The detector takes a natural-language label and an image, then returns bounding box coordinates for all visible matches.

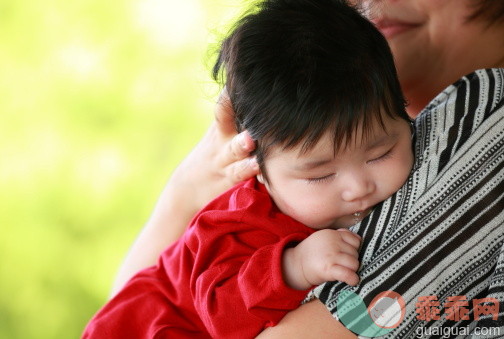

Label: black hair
[213,0,409,182]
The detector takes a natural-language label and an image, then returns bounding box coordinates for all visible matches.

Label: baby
[83,0,414,338]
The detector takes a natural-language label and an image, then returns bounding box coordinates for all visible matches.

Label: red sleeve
[83,179,314,339]
[187,184,314,338]
[82,243,210,339]
[192,233,311,338]
[82,267,187,338]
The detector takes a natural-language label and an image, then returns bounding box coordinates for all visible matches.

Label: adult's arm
[256,299,356,339]
[110,91,259,296]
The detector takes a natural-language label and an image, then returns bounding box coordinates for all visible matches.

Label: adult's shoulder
[417,68,504,124]
[411,68,504,174]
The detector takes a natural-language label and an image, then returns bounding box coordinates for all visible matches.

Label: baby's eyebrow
[365,133,398,151]
[293,158,333,171]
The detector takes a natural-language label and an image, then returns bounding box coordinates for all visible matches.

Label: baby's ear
[256,173,265,184]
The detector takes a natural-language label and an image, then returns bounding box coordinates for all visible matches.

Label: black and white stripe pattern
[307,69,504,338]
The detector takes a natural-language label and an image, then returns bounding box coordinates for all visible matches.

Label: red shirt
[83,178,315,338]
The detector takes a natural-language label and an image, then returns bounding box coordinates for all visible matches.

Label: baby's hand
[282,229,361,290]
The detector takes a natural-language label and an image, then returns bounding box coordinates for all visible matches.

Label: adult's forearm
[110,179,193,297]
[256,299,356,338]
[110,91,259,297]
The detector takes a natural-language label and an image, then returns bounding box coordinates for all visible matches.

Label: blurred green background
[0,0,242,337]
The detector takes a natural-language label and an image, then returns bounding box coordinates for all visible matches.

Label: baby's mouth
[352,209,372,222]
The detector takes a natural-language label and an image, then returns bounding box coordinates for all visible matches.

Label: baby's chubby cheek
[287,204,339,229]
[272,196,321,227]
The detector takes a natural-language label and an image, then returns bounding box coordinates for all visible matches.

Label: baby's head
[213,0,414,228]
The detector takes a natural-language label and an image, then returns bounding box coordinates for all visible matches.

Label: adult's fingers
[214,88,257,172]
[217,130,256,169]
[214,88,236,136]
[225,156,260,185]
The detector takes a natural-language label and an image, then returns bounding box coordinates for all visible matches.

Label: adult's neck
[405,88,438,119]
[405,50,504,120]
[404,20,504,119]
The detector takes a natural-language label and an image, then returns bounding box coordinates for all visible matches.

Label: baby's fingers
[332,252,360,272]
[337,228,361,249]
[337,241,360,259]
[316,253,360,286]
[325,264,360,287]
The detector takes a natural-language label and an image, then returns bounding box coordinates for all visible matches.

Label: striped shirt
[307,68,504,338]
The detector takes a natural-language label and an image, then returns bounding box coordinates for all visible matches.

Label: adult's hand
[169,89,259,219]
[110,90,259,296]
